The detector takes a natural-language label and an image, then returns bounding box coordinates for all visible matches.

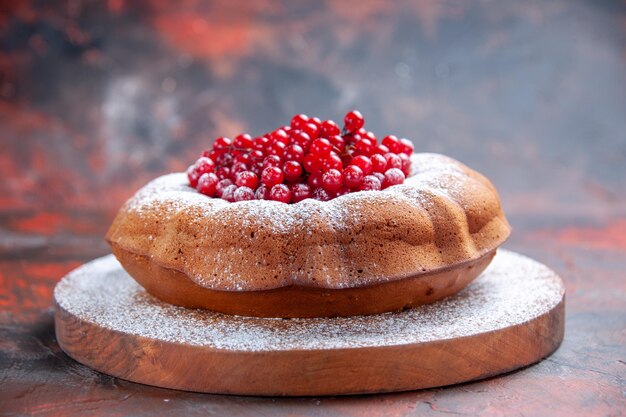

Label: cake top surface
[55,250,564,352]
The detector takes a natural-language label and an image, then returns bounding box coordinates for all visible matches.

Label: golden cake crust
[106,153,510,293]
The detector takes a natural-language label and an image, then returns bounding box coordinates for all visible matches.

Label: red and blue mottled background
[1,1,625,415]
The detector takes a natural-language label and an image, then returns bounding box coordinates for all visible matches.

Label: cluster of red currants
[187,110,414,203]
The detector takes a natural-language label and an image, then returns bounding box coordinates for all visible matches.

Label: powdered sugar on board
[54,249,564,352]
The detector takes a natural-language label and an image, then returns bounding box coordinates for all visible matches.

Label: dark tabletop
[1,1,625,416]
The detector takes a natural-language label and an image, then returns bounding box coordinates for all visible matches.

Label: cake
[106,111,511,318]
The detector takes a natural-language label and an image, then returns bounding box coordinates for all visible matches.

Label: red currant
[255,184,269,200]
[371,154,387,173]
[302,122,320,140]
[398,153,412,176]
[215,166,231,180]
[196,172,219,196]
[344,110,364,132]
[303,153,322,173]
[233,133,253,149]
[384,153,402,170]
[382,168,405,189]
[322,169,342,192]
[307,171,323,188]
[263,155,282,169]
[284,144,305,163]
[283,161,303,182]
[399,138,414,155]
[216,178,234,197]
[234,186,255,201]
[309,138,332,155]
[382,135,401,153]
[320,152,343,172]
[291,183,312,203]
[290,114,309,130]
[261,166,284,186]
[253,136,270,151]
[359,175,382,191]
[328,134,345,153]
[290,130,311,150]
[355,138,374,156]
[213,136,232,150]
[269,184,291,203]
[235,171,259,189]
[351,155,373,175]
[187,165,200,188]
[270,129,289,144]
[343,165,364,188]
[313,187,333,201]
[321,120,340,137]
[221,184,237,202]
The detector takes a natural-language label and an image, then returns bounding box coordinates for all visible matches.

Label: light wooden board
[54,249,565,396]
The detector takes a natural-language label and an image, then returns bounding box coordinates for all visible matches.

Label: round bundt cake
[106,153,511,318]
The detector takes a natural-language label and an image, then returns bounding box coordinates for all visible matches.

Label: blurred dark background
[1,1,625,415]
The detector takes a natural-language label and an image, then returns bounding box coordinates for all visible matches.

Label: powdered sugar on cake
[54,250,564,352]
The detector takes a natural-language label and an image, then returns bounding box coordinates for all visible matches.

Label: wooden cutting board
[54,249,565,396]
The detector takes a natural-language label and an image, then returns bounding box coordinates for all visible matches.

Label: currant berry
[303,153,322,173]
[215,166,231,180]
[399,138,414,155]
[384,153,402,170]
[235,171,259,189]
[187,165,200,188]
[233,152,251,165]
[359,175,382,191]
[382,168,405,189]
[253,136,270,151]
[371,154,387,173]
[213,136,232,150]
[312,187,333,201]
[268,141,286,158]
[262,155,282,169]
[261,166,285,186]
[322,169,342,192]
[320,152,342,172]
[309,138,332,155]
[290,114,309,130]
[381,135,401,153]
[234,186,255,201]
[291,183,312,203]
[328,134,346,153]
[193,156,215,175]
[270,129,289,145]
[196,172,219,196]
[255,184,269,200]
[284,144,305,163]
[372,172,385,183]
[374,144,389,155]
[290,130,311,150]
[321,120,340,137]
[336,185,351,197]
[342,165,364,188]
[351,155,373,175]
[233,133,253,149]
[355,138,374,156]
[398,153,412,176]
[216,178,234,197]
[221,184,237,202]
[283,161,303,181]
[344,110,364,132]
[307,171,323,188]
[302,122,320,140]
[269,184,291,203]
